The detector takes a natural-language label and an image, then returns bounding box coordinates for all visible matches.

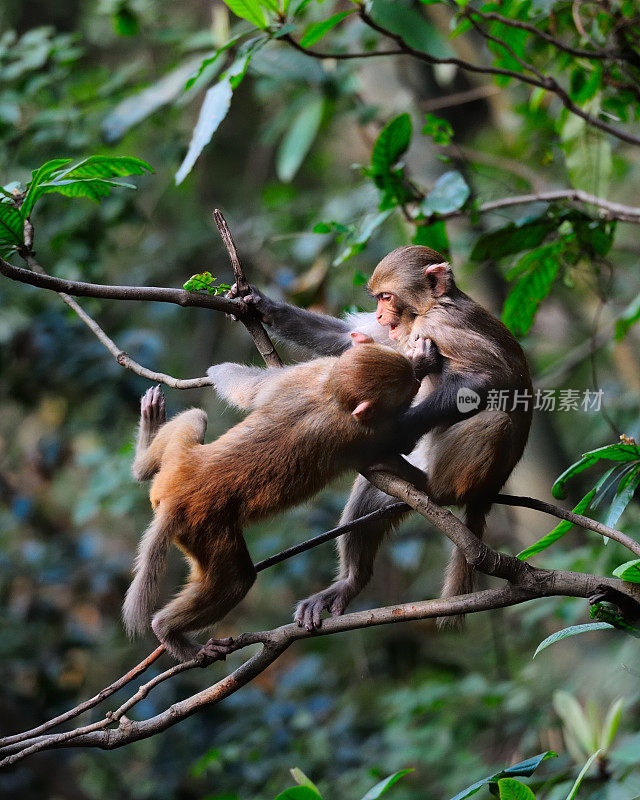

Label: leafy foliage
[183,272,232,294]
[449,752,557,800]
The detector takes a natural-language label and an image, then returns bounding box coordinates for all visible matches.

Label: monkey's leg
[294,475,410,631]
[152,550,255,662]
[132,385,167,481]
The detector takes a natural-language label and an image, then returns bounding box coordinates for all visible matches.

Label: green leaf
[353,270,368,286]
[413,219,449,255]
[470,216,557,261]
[185,35,244,90]
[332,210,393,266]
[38,178,136,201]
[554,691,598,762]
[0,201,24,246]
[501,242,562,337]
[534,623,614,657]
[565,750,603,800]
[273,788,322,800]
[604,466,640,528]
[20,156,152,215]
[113,7,140,36]
[299,10,354,47]
[612,559,640,583]
[497,779,536,800]
[290,769,320,794]
[600,698,624,750]
[276,96,325,182]
[422,113,453,145]
[615,291,640,340]
[370,113,412,177]
[517,488,596,560]
[422,171,470,215]
[552,443,640,499]
[370,0,454,57]
[361,769,413,799]
[21,158,73,217]
[52,155,153,181]
[175,78,234,185]
[448,753,557,800]
[222,0,267,28]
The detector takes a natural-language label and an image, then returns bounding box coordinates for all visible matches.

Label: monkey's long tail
[122,514,172,638]
[437,502,489,630]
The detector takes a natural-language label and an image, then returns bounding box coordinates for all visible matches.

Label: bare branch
[213,210,282,367]
[430,189,640,224]
[0,646,165,749]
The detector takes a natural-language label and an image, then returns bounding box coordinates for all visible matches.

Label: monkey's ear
[424,263,448,298]
[350,332,374,346]
[352,400,374,420]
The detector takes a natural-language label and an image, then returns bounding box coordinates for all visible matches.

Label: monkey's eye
[378,293,393,302]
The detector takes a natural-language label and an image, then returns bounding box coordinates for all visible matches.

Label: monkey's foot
[140,385,166,432]
[196,636,237,666]
[294,580,354,631]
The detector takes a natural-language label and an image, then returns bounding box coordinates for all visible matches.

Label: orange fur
[124,344,417,661]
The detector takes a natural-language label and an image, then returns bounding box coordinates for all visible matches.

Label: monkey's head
[328,343,419,423]
[367,246,455,341]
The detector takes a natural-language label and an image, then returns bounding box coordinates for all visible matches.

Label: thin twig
[464,5,615,60]
[495,494,640,558]
[254,502,409,571]
[213,210,282,368]
[0,646,165,748]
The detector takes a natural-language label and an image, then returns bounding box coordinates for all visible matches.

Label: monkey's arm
[237,286,360,356]
[398,370,489,453]
[207,363,282,410]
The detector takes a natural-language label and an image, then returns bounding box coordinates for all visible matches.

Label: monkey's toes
[196,636,236,665]
[295,587,349,631]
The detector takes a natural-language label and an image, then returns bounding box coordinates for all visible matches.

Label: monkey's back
[153,394,361,535]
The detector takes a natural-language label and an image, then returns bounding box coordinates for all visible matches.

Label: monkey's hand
[226,283,274,325]
[196,636,238,666]
[407,336,442,381]
[294,579,355,631]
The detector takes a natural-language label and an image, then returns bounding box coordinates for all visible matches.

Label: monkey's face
[373,292,409,339]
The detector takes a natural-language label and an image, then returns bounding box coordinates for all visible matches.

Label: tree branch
[279,7,640,147]
[0,256,243,312]
[3,462,639,766]
[430,189,640,224]
[213,210,282,367]
[463,5,616,60]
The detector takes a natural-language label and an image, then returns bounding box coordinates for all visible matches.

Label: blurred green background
[1,1,640,798]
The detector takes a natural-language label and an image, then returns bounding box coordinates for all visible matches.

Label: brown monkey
[123,341,421,661]
[233,245,532,629]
